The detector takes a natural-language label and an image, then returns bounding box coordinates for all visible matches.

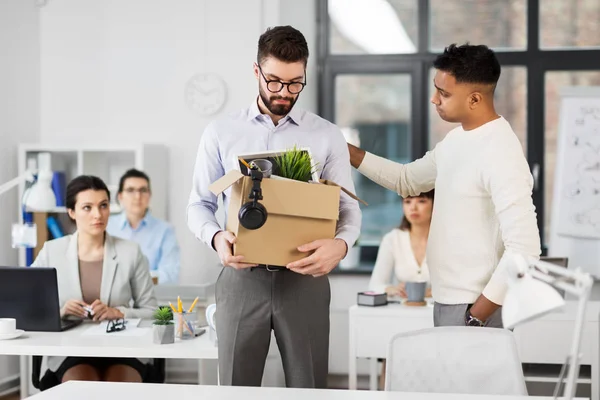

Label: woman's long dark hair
[399,189,435,231]
[66,175,111,212]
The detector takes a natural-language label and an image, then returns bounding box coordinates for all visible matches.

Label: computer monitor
[0,267,81,332]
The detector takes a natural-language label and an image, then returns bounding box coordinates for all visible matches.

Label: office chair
[31,356,166,390]
[385,327,527,395]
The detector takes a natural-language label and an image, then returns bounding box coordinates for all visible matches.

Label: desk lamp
[502,253,594,400]
[0,152,56,211]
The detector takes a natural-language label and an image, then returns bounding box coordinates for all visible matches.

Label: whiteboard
[549,87,600,277]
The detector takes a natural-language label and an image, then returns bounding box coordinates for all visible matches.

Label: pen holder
[174,311,195,340]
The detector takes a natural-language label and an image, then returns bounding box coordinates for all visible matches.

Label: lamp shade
[502,274,565,329]
[23,169,56,211]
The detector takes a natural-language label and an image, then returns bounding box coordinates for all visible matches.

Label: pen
[239,158,251,170]
[187,297,199,313]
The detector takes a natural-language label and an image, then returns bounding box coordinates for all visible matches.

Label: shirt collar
[247,97,303,126]
[118,211,152,230]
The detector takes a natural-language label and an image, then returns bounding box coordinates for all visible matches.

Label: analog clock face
[185,73,228,116]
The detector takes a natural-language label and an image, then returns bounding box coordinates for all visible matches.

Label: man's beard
[259,86,298,116]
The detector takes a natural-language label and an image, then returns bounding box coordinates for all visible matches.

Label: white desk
[0,322,218,398]
[348,303,433,390]
[26,381,584,400]
[348,301,600,398]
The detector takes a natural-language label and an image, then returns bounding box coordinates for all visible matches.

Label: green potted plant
[152,306,174,344]
[273,146,318,182]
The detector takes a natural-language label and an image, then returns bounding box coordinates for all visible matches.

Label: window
[429,0,527,51]
[335,74,412,243]
[540,0,600,49]
[329,0,418,54]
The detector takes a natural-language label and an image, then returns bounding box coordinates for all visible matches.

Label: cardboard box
[208,150,365,266]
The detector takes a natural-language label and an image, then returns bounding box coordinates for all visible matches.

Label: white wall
[0,0,41,387]
[38,0,317,284]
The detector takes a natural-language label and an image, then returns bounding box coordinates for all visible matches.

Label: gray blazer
[32,231,158,371]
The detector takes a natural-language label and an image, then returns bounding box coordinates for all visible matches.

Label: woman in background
[32,175,157,387]
[368,190,434,297]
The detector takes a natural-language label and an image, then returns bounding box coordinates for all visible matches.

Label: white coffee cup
[0,318,16,335]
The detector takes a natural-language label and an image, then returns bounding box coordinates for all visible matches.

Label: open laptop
[0,267,82,332]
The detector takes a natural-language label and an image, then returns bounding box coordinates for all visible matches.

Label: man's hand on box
[213,231,258,270]
[286,238,348,277]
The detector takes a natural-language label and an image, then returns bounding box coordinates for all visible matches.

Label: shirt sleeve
[357,147,438,198]
[157,225,181,284]
[368,232,396,293]
[321,126,362,251]
[116,246,158,319]
[481,138,542,305]
[186,122,226,248]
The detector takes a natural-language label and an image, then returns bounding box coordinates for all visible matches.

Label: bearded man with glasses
[187,25,361,388]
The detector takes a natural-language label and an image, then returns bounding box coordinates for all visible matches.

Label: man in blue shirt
[107,169,180,284]
[187,26,361,388]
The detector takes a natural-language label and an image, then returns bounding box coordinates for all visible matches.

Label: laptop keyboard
[60,319,82,331]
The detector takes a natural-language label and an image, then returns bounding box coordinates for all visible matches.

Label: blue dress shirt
[187,99,361,251]
[107,212,180,284]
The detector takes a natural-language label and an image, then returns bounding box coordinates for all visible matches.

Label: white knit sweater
[358,117,541,305]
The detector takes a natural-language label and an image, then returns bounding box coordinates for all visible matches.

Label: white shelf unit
[17,143,168,266]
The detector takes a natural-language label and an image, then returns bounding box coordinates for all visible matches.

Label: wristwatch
[465,308,485,327]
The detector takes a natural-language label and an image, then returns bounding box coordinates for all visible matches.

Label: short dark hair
[433,43,501,86]
[118,169,151,194]
[399,190,435,231]
[66,175,110,211]
[257,25,309,66]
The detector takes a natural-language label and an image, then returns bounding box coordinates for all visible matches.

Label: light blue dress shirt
[107,211,180,284]
[187,99,362,253]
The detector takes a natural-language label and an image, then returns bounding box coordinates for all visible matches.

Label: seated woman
[32,175,157,386]
[107,168,180,284]
[368,190,434,390]
[369,190,434,298]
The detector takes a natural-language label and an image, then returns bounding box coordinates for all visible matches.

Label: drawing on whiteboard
[572,206,600,232]
[557,105,600,239]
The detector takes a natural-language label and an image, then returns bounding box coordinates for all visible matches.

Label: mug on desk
[205,303,217,341]
[0,318,16,335]
[406,282,427,303]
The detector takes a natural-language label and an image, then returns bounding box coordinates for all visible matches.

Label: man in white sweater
[348,44,541,328]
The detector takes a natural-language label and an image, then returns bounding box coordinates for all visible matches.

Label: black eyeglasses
[257,65,306,94]
[106,318,127,333]
[123,187,150,195]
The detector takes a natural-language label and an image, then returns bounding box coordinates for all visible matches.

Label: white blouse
[368,229,430,293]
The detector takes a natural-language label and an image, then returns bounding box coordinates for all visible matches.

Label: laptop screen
[0,267,63,331]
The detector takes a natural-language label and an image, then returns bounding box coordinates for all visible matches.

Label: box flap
[319,179,368,206]
[209,170,244,196]
[256,178,340,220]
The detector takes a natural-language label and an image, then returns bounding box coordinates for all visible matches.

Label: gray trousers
[215,267,330,388]
[433,302,504,328]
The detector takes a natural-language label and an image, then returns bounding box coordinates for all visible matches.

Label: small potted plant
[152,306,174,344]
[273,145,318,182]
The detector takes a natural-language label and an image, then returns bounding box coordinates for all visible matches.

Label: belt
[251,265,287,272]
